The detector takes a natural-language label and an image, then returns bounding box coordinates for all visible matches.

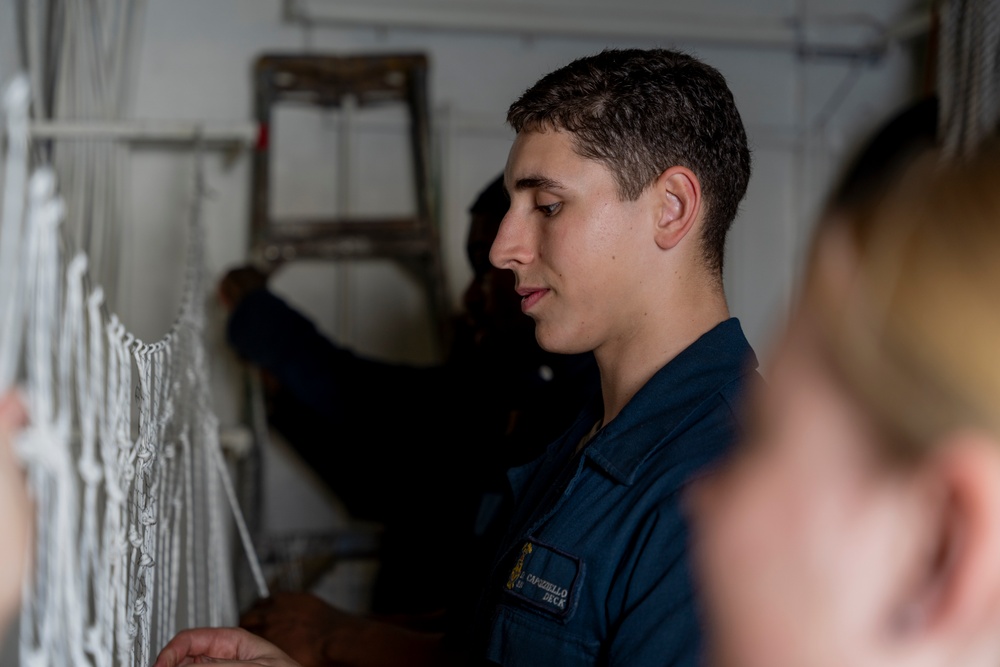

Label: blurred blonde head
[808,138,1000,459]
[689,138,1000,667]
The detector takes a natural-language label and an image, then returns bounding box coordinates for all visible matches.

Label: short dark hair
[507,48,751,275]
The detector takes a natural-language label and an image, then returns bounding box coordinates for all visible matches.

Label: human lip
[516,286,549,312]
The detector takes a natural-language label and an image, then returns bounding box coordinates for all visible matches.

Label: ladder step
[250,51,451,352]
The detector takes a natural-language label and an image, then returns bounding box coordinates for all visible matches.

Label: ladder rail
[248,52,451,351]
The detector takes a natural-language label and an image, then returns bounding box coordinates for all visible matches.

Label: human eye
[536,202,561,217]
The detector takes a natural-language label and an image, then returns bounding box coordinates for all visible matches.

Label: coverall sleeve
[605,499,703,667]
[225,288,422,419]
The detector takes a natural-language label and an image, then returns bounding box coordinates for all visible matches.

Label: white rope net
[0,76,267,667]
[18,0,148,310]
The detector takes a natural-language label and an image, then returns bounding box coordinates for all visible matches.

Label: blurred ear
[898,431,1000,643]
[652,166,702,251]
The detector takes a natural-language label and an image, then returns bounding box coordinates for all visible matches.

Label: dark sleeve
[606,500,702,667]
[227,289,462,523]
[226,288,444,419]
[605,393,748,667]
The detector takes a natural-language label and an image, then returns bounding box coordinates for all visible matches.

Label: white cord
[1,72,269,667]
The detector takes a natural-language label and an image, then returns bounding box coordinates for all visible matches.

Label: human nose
[489,209,533,270]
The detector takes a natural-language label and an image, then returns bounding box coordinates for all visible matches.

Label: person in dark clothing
[218,174,600,616]
[156,47,757,667]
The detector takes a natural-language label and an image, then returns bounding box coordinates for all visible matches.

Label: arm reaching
[217,264,269,313]
[239,592,456,667]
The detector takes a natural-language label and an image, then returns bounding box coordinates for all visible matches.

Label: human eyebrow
[511,175,567,192]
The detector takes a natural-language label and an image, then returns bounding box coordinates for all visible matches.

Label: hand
[217,264,269,312]
[240,592,344,667]
[240,592,448,667]
[152,627,302,667]
[0,391,30,631]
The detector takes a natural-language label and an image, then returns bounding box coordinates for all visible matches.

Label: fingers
[0,390,29,629]
[0,390,28,431]
[217,265,270,312]
[0,391,28,467]
[153,627,290,667]
[153,627,238,667]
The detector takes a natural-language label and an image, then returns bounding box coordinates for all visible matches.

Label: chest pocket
[486,606,600,666]
[485,539,598,665]
[502,539,582,617]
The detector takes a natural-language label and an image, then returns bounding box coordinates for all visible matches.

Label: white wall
[0,0,929,586]
[119,0,927,360]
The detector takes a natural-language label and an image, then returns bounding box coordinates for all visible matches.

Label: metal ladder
[239,52,451,604]
[249,52,451,351]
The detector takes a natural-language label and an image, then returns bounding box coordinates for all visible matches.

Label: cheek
[690,455,884,667]
[690,462,803,664]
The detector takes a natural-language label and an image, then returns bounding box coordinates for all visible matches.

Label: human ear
[895,432,1000,644]
[652,166,702,251]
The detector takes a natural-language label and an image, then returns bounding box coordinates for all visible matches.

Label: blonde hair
[804,139,1000,460]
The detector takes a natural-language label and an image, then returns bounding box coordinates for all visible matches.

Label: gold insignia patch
[506,541,533,590]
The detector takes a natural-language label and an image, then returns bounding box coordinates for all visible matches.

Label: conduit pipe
[286,0,931,60]
[25,120,260,147]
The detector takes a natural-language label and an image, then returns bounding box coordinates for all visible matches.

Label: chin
[533,332,563,354]
[536,339,567,354]
[534,326,589,356]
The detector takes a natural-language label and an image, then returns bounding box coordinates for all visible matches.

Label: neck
[595,281,729,426]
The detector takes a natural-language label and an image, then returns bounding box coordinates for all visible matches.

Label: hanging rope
[0,75,268,667]
[936,0,1000,158]
[16,0,148,313]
